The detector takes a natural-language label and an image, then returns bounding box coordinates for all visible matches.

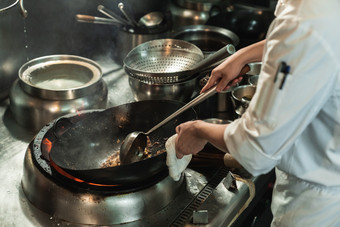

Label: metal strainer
[123,39,235,84]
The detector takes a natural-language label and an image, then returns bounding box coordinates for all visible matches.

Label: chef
[171,0,340,226]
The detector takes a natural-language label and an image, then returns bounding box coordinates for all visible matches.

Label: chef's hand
[175,120,208,159]
[201,40,266,93]
[201,59,250,93]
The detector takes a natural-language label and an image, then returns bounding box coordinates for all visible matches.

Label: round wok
[48,100,197,185]
[206,4,274,47]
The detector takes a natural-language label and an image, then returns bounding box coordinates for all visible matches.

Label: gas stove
[20,112,255,226]
[0,59,267,226]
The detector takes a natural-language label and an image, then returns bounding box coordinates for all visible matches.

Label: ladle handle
[145,64,251,135]
[191,44,236,75]
[146,85,218,135]
[19,0,27,17]
[118,2,138,27]
[97,5,129,26]
[0,0,27,17]
[75,14,121,25]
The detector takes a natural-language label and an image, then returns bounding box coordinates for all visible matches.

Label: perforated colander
[123,39,236,84]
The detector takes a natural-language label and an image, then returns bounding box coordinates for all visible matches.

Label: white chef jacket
[224,0,340,225]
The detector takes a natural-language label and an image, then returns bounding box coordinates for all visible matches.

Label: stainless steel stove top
[0,57,260,226]
[22,137,253,226]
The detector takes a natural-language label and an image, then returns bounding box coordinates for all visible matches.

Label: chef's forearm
[195,122,244,170]
[232,39,266,66]
[195,121,229,152]
[223,153,243,169]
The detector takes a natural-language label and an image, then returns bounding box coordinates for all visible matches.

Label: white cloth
[223,0,340,225]
[165,134,192,181]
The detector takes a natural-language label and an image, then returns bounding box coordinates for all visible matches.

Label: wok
[206,4,274,47]
[48,100,197,185]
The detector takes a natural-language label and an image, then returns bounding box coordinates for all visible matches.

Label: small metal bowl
[231,85,256,116]
[247,62,262,76]
[203,118,232,124]
[248,74,259,86]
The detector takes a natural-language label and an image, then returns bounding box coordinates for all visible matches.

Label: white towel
[165,134,192,181]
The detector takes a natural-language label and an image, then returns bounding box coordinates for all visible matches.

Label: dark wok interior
[206,4,275,48]
[48,100,197,185]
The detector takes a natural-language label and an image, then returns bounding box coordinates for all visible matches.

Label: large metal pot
[126,40,237,102]
[9,55,108,132]
[168,0,221,27]
[113,13,172,65]
[128,74,200,102]
[114,30,168,65]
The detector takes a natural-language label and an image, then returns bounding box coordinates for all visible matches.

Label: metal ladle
[138,11,164,27]
[97,5,130,27]
[75,14,122,26]
[118,2,138,27]
[120,60,251,165]
[120,44,236,164]
[120,84,219,164]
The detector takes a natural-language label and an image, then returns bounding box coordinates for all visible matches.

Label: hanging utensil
[120,64,251,164]
[0,0,19,13]
[19,0,27,17]
[0,0,27,17]
[138,11,164,27]
[97,4,130,27]
[75,14,122,26]
[118,2,138,27]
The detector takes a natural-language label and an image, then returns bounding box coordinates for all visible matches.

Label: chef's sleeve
[224,15,340,176]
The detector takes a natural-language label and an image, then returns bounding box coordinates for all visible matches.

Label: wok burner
[21,107,255,226]
[22,121,187,225]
